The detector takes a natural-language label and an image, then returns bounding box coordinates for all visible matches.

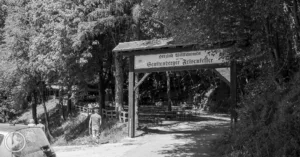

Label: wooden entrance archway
[113,38,237,138]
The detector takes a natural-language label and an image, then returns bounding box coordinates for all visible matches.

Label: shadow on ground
[162,125,228,157]
[139,114,229,129]
[141,116,230,157]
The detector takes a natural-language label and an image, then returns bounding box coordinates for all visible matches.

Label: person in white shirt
[89,109,102,138]
[37,119,45,132]
[27,119,36,127]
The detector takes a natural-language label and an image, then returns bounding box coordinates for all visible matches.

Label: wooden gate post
[128,55,135,138]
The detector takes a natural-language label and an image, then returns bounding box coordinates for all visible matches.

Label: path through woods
[54,112,230,157]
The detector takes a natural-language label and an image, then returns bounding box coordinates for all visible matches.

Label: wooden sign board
[134,48,229,70]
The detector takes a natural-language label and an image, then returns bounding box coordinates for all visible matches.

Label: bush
[216,72,300,157]
[53,118,128,146]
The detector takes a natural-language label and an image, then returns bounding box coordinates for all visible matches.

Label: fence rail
[74,105,93,114]
[74,104,200,124]
[102,109,117,119]
[119,111,128,123]
[138,106,201,122]
[74,105,128,122]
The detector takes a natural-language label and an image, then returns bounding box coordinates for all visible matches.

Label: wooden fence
[102,109,117,119]
[74,105,93,114]
[74,104,128,122]
[74,104,200,124]
[138,106,201,122]
[119,111,128,123]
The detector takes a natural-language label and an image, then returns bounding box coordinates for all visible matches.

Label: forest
[0,0,300,156]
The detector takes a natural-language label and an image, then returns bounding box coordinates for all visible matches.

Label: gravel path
[54,113,230,157]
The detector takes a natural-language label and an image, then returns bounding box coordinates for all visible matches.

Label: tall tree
[166,71,172,111]
[73,0,133,114]
[157,0,299,83]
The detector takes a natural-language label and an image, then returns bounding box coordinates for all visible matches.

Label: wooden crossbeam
[134,73,150,91]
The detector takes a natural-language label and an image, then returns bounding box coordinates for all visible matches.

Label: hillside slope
[13,99,128,146]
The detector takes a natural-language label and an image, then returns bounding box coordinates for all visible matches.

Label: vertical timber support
[230,60,237,128]
[128,55,135,138]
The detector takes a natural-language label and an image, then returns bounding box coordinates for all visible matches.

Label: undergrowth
[215,72,300,157]
[12,99,129,146]
[53,118,128,146]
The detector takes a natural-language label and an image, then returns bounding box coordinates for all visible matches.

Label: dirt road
[54,113,230,157]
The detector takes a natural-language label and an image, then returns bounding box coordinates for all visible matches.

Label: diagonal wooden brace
[134,73,151,91]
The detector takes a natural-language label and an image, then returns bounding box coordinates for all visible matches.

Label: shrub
[216,72,300,157]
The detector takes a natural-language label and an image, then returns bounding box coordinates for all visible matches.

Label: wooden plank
[112,38,175,53]
[120,111,129,123]
[134,73,151,91]
[121,46,195,56]
[128,56,135,138]
[118,45,233,56]
[112,37,237,54]
[134,48,229,69]
[134,63,229,73]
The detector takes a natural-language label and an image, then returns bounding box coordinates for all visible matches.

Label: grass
[13,98,129,147]
[53,118,128,146]
[13,99,59,124]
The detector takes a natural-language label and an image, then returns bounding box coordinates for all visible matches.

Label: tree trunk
[111,80,115,102]
[22,98,28,111]
[292,0,300,55]
[98,55,105,115]
[292,0,300,32]
[41,87,53,142]
[100,87,105,109]
[67,86,72,117]
[32,91,38,124]
[134,14,141,128]
[135,73,139,129]
[115,52,124,112]
[59,86,66,121]
[98,61,105,115]
[166,72,172,111]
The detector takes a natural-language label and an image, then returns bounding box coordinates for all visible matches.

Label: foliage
[157,0,300,156]
[0,0,7,44]
[0,0,24,118]
[54,118,127,146]
[158,0,299,83]
[138,70,222,105]
[1,0,132,113]
[0,0,170,119]
[215,70,300,157]
[1,0,299,155]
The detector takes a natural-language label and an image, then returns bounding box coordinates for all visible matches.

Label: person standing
[156,99,163,107]
[27,119,36,127]
[89,109,102,138]
[37,119,45,132]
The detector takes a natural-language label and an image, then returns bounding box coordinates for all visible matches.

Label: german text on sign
[134,48,229,70]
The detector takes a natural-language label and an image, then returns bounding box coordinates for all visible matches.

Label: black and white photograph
[0,0,299,157]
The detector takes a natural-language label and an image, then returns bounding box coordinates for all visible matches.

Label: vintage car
[0,123,56,157]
